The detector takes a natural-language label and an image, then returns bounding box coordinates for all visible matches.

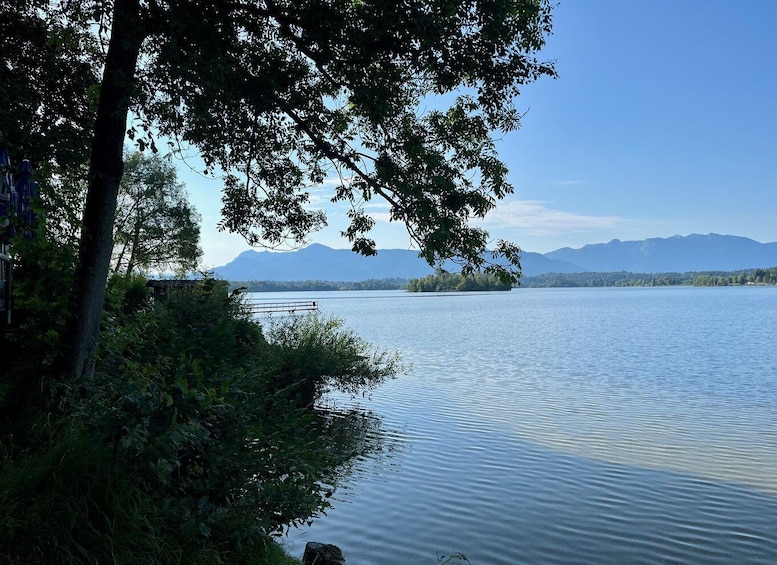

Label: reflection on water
[312,402,405,502]
[269,288,777,564]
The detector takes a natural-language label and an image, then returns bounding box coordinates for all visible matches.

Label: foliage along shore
[231,278,409,292]
[2,1,558,561]
[1,274,400,564]
[407,272,511,292]
[520,267,777,288]
[229,266,777,293]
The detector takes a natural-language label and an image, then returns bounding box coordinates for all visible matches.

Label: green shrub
[0,234,76,421]
[104,273,152,317]
[265,314,403,407]
[0,422,304,564]
[0,426,192,564]
[2,277,397,562]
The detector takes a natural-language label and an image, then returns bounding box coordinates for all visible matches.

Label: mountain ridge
[545,233,777,273]
[214,233,777,281]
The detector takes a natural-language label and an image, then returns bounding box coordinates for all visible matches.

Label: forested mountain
[215,244,582,281]
[544,234,777,273]
[214,234,777,282]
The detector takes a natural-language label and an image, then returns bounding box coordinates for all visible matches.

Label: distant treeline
[520,267,777,288]
[231,278,409,292]
[228,267,777,292]
[407,272,512,292]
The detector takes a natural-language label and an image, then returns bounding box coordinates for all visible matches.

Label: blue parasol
[14,159,37,236]
[0,141,10,320]
[0,143,12,241]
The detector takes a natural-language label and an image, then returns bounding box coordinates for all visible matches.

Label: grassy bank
[1,276,398,563]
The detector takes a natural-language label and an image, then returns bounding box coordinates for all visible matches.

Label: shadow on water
[264,289,777,563]
[310,402,405,489]
[433,419,777,565]
[285,394,777,565]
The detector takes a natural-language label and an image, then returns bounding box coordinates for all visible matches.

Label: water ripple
[283,288,777,564]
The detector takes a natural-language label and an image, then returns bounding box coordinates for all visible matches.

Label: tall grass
[1,277,396,563]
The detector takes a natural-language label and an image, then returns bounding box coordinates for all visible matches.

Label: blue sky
[184,0,777,268]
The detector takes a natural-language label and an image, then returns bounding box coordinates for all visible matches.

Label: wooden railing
[246,299,318,315]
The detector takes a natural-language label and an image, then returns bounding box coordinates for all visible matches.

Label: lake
[254,287,777,564]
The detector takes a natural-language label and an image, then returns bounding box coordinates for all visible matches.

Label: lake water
[255,287,777,564]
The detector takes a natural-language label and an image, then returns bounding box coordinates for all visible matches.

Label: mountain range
[214,234,777,282]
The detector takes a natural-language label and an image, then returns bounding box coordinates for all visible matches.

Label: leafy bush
[0,426,195,564]
[104,273,153,317]
[0,422,305,564]
[2,279,400,563]
[0,232,77,441]
[265,314,403,407]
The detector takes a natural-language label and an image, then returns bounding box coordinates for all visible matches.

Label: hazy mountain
[215,243,582,281]
[216,244,433,281]
[544,233,777,273]
[520,251,586,276]
[214,234,777,282]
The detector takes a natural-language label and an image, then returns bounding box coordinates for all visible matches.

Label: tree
[0,0,99,173]
[407,271,511,292]
[112,152,202,277]
[0,0,102,255]
[29,0,556,379]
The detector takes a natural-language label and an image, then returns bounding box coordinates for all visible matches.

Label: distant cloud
[307,192,331,206]
[549,179,588,187]
[482,200,623,235]
[330,197,623,237]
[365,201,391,214]
[308,180,343,205]
[369,211,393,223]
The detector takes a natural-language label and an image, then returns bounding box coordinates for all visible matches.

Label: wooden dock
[247,299,318,315]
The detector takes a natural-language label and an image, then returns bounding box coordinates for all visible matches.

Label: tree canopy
[109,0,556,266]
[112,152,202,277]
[407,271,513,292]
[132,0,556,269]
[2,0,556,378]
[0,0,98,171]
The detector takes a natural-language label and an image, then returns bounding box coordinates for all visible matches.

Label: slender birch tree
[112,152,201,277]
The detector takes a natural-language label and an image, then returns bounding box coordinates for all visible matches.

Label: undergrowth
[1,276,397,564]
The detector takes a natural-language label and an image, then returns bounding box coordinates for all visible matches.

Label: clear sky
[183,0,777,269]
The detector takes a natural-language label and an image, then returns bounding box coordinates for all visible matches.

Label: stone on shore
[303,541,346,565]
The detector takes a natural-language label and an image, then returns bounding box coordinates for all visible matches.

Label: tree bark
[63,0,144,379]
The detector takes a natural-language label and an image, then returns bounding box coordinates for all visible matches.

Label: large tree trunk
[63,0,144,379]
